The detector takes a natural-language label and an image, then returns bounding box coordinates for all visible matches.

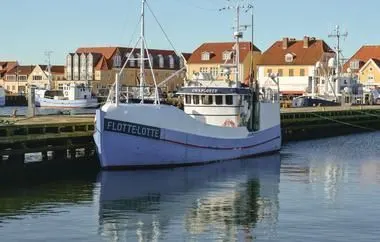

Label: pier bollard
[27,85,36,118]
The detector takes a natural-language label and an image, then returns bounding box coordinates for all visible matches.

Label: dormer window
[168,55,175,68]
[158,54,164,68]
[127,53,135,67]
[222,51,232,60]
[201,52,210,61]
[113,54,121,68]
[350,59,359,70]
[285,53,294,63]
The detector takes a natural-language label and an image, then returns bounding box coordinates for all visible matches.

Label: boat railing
[107,85,166,103]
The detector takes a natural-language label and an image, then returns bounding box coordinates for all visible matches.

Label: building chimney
[303,36,309,48]
[282,37,289,49]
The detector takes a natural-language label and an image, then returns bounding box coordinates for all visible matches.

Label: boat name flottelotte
[104,118,161,139]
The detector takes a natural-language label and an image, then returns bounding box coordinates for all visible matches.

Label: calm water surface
[0,132,380,241]
[0,106,95,116]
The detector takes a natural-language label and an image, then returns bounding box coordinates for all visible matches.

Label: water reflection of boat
[97,154,281,241]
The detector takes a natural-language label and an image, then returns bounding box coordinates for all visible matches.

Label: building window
[200,67,208,73]
[18,75,27,81]
[278,69,283,76]
[210,67,218,77]
[285,53,293,63]
[215,95,223,105]
[300,69,305,76]
[201,95,213,105]
[193,95,199,104]
[185,95,191,104]
[33,75,43,80]
[6,75,15,81]
[169,55,174,68]
[289,69,294,76]
[222,51,231,60]
[226,95,233,105]
[158,54,164,68]
[201,52,210,61]
[350,59,359,70]
[113,55,121,68]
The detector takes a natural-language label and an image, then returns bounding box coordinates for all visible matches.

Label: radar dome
[328,58,336,68]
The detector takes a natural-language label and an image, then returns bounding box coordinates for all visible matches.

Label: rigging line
[308,112,377,132]
[125,15,142,49]
[145,1,183,59]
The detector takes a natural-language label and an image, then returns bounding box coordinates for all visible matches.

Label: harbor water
[0,132,380,241]
[0,106,96,116]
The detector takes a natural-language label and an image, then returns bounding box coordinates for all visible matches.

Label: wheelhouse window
[185,95,191,104]
[226,95,233,105]
[193,95,199,104]
[201,95,213,105]
[215,95,223,105]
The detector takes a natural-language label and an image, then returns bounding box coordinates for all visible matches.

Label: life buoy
[64,91,68,96]
[222,119,236,127]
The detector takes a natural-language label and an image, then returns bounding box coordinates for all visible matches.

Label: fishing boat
[35,83,98,108]
[0,87,5,106]
[93,0,281,169]
[35,54,98,108]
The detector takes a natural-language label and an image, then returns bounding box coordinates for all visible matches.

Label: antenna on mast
[328,25,348,79]
[219,0,253,88]
[44,50,53,90]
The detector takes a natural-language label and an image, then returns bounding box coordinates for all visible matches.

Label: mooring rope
[308,112,378,131]
[353,110,380,118]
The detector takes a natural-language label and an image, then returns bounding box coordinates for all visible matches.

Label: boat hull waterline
[94,109,281,169]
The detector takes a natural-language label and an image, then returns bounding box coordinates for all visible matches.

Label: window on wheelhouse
[185,95,191,104]
[215,95,223,105]
[193,95,200,104]
[201,95,213,105]
[226,95,233,105]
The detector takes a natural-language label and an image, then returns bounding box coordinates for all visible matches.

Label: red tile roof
[76,47,118,59]
[187,41,260,64]
[258,37,334,65]
[39,65,65,74]
[95,56,111,70]
[0,61,17,72]
[75,46,189,70]
[6,65,35,75]
[343,45,380,72]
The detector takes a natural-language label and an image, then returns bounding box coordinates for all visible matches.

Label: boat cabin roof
[176,87,250,95]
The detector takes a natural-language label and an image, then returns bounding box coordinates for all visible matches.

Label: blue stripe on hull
[94,110,282,169]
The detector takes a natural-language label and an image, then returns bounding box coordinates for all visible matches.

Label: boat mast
[328,25,348,95]
[234,5,240,88]
[139,0,145,103]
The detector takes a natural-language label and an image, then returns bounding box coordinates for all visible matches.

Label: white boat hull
[94,103,281,169]
[35,97,98,108]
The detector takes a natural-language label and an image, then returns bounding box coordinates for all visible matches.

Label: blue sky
[0,0,378,65]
